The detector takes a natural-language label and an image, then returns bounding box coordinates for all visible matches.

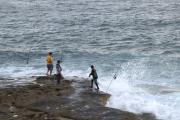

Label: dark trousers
[91,78,99,89]
[56,73,63,84]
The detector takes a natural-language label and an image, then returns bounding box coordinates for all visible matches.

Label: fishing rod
[26,48,31,64]
[54,49,64,64]
[59,49,64,63]
[106,66,120,92]
[25,32,43,65]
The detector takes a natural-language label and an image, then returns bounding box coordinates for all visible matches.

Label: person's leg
[91,79,93,88]
[56,74,60,84]
[60,73,64,79]
[94,78,99,90]
[50,70,52,76]
[47,65,50,75]
[50,64,53,76]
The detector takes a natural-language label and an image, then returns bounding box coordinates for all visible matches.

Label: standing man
[89,65,99,90]
[56,60,63,84]
[46,52,53,76]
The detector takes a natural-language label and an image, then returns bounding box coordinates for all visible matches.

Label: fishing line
[106,65,121,92]
[106,73,117,92]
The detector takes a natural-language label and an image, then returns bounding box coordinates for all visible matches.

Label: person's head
[57,60,60,64]
[90,65,94,69]
[48,52,52,55]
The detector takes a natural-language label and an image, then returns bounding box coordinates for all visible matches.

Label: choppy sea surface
[0,0,180,119]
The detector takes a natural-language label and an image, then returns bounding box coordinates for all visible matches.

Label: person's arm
[89,69,95,77]
[89,70,92,77]
[59,65,62,71]
[46,56,48,62]
[56,64,60,73]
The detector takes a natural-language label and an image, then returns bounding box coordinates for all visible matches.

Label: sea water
[0,0,180,119]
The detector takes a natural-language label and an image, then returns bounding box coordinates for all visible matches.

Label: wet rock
[0,76,157,120]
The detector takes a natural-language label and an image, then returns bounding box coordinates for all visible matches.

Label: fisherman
[56,60,64,84]
[89,65,99,90]
[46,52,53,76]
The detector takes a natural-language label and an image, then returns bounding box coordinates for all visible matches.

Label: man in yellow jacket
[46,52,53,76]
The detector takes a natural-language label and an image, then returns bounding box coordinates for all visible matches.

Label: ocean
[0,0,180,119]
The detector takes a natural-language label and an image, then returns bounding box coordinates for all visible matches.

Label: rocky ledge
[0,76,156,120]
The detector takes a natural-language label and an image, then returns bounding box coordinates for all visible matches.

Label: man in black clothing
[89,65,99,90]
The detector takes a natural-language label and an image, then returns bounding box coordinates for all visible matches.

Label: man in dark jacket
[89,65,99,90]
